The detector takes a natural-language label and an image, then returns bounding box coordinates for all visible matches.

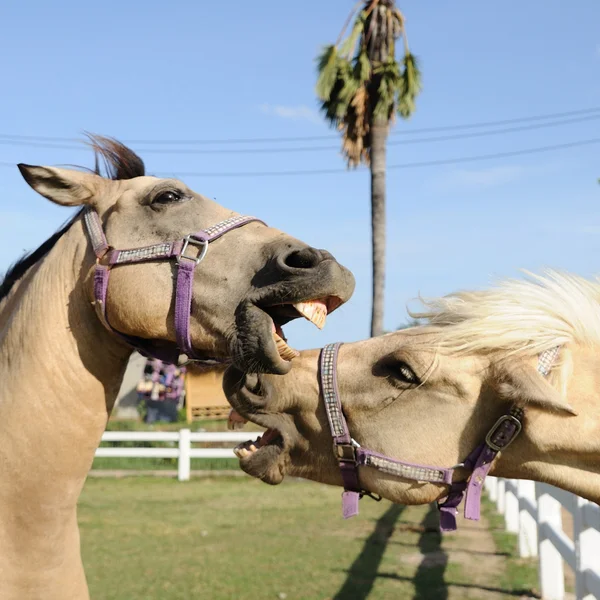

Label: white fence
[485,477,600,600]
[96,430,250,481]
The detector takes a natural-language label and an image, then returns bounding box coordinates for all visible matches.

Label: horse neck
[0,217,131,506]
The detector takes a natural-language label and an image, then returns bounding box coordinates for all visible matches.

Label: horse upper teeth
[293,300,328,330]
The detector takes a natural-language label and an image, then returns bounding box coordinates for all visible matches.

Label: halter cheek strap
[318,342,560,531]
[84,207,265,365]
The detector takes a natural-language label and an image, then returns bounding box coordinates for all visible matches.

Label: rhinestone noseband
[318,342,560,531]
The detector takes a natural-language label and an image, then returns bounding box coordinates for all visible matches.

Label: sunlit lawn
[79,477,538,600]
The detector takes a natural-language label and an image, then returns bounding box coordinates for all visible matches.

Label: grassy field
[79,477,539,600]
[481,497,543,597]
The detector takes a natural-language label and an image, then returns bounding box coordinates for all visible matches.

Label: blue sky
[1,0,599,350]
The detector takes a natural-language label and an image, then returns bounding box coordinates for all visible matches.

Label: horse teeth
[249,444,257,452]
[273,332,300,361]
[293,300,328,330]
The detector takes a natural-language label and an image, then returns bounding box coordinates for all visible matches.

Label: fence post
[536,483,564,600]
[504,479,519,533]
[518,480,538,558]
[496,478,506,515]
[486,476,498,502]
[178,428,191,482]
[574,496,600,600]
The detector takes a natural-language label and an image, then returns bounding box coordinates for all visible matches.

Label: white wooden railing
[96,429,250,481]
[485,477,600,600]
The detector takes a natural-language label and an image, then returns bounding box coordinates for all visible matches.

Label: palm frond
[315,45,339,101]
[319,59,356,124]
[397,53,422,118]
[342,84,370,167]
[339,11,366,59]
[315,2,422,166]
[353,48,371,83]
[373,57,401,119]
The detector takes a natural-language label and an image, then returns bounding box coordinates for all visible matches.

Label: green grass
[80,478,419,600]
[79,478,537,600]
[481,497,541,597]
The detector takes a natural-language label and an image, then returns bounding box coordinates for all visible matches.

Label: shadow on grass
[333,503,405,600]
[389,540,509,556]
[378,573,537,598]
[333,503,451,600]
[334,502,532,600]
[408,504,448,600]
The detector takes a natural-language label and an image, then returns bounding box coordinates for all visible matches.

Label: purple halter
[83,207,265,365]
[318,342,560,531]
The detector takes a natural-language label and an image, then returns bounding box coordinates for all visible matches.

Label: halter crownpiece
[84,207,265,365]
[318,342,560,531]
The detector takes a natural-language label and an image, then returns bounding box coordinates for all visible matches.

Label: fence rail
[485,477,600,600]
[96,429,250,480]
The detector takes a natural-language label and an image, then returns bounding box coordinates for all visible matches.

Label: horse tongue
[293,300,328,330]
[227,409,248,431]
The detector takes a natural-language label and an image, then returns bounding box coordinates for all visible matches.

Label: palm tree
[316,0,421,337]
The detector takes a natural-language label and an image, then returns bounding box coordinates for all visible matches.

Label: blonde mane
[412,270,600,360]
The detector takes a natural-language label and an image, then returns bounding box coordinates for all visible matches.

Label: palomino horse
[0,137,354,599]
[225,271,600,530]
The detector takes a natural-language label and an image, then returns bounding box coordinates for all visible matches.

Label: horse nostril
[282,247,322,271]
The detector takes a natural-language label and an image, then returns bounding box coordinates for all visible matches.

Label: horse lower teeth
[234,440,262,458]
[273,332,299,361]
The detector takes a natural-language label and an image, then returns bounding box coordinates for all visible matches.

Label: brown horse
[225,271,600,519]
[0,136,354,599]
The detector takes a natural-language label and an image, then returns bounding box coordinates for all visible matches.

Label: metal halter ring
[484,414,523,452]
[177,235,209,265]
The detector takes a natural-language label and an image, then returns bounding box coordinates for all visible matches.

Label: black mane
[0,135,145,303]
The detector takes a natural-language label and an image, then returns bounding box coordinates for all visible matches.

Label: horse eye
[392,361,419,385]
[154,190,184,204]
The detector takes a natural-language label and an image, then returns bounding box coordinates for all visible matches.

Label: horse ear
[17,164,102,207]
[496,360,577,416]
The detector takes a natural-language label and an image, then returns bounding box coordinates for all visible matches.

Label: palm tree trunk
[370,119,388,337]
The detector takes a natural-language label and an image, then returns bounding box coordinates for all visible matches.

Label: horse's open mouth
[222,367,294,484]
[231,426,288,484]
[263,296,340,361]
[234,428,283,459]
[233,295,341,375]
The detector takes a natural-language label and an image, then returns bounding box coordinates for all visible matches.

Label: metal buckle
[177,235,208,265]
[336,443,357,462]
[360,490,382,502]
[485,414,522,452]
